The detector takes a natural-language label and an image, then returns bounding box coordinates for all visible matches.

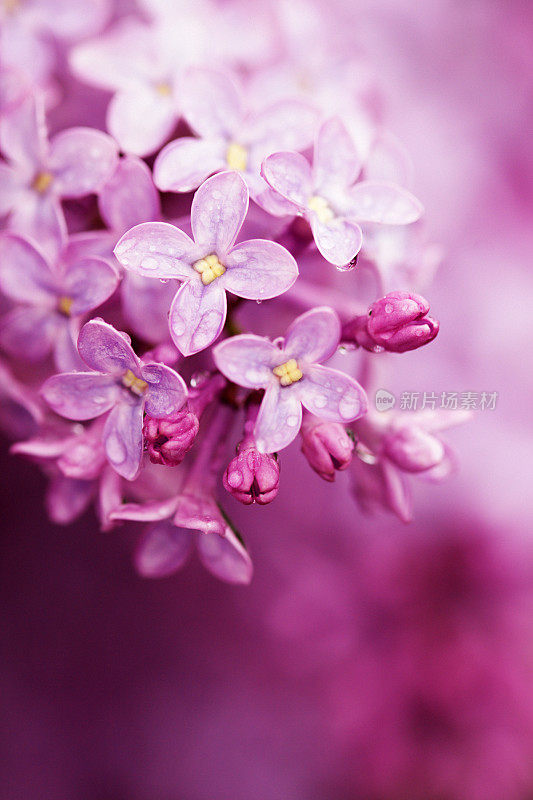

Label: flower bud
[300,417,354,481]
[143,410,199,466]
[382,425,445,472]
[223,444,280,505]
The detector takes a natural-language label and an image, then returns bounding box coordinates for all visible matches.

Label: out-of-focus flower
[261,116,423,266]
[0,356,43,439]
[0,233,119,370]
[300,412,354,481]
[342,290,439,353]
[154,67,318,208]
[214,306,367,453]
[114,171,298,355]
[41,319,187,480]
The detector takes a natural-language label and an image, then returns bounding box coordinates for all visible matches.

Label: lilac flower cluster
[0,0,467,585]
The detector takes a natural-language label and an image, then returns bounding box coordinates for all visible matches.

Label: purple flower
[154,67,318,208]
[0,94,119,255]
[300,412,354,482]
[143,412,199,467]
[214,306,368,453]
[114,171,299,355]
[0,233,120,370]
[261,116,423,267]
[41,319,188,480]
[343,290,439,353]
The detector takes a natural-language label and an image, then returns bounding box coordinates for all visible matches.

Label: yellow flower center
[32,171,54,194]
[193,254,226,286]
[308,195,335,224]
[226,142,248,172]
[122,369,148,396]
[57,296,73,316]
[273,359,303,387]
[155,82,172,96]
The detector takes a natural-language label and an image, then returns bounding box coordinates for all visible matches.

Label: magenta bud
[223,444,280,505]
[143,410,199,466]
[300,418,354,481]
[367,291,439,352]
[382,425,445,472]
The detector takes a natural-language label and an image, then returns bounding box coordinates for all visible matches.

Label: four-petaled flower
[261,116,424,267]
[213,307,368,453]
[113,171,299,355]
[41,319,188,480]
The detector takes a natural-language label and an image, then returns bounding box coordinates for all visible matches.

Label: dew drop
[256,299,263,305]
[287,415,299,427]
[159,279,170,284]
[315,395,327,408]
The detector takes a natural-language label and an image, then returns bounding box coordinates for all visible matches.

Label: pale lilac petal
[197,527,253,585]
[57,430,106,480]
[169,279,227,356]
[38,0,110,40]
[64,257,120,314]
[0,307,56,360]
[381,460,413,522]
[0,162,24,214]
[363,130,413,186]
[121,274,177,344]
[213,334,277,388]
[103,400,144,480]
[11,435,68,460]
[223,240,298,300]
[254,383,302,453]
[62,230,116,262]
[247,99,318,155]
[114,222,197,280]
[0,94,47,169]
[9,192,67,259]
[297,364,367,422]
[111,496,179,522]
[42,372,118,419]
[348,181,424,224]
[173,493,226,537]
[260,151,312,209]
[107,86,177,157]
[97,466,123,531]
[191,171,248,255]
[78,319,139,375]
[46,476,94,525]
[0,234,56,304]
[181,68,243,138]
[48,128,119,198]
[313,116,362,192]
[142,363,187,418]
[153,137,226,192]
[310,215,363,267]
[135,521,193,578]
[283,306,341,364]
[98,156,161,234]
[53,320,85,372]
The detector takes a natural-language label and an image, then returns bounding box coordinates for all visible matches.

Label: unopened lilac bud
[300,416,354,481]
[382,425,444,472]
[224,443,280,505]
[143,411,199,466]
[367,291,439,352]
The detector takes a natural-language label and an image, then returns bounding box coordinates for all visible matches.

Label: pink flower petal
[77,319,140,375]
[0,94,47,169]
[223,239,298,300]
[154,137,226,192]
[64,257,120,315]
[172,492,227,536]
[261,151,312,209]
[103,400,144,480]
[0,162,24,215]
[381,459,413,522]
[97,466,122,531]
[142,363,187,418]
[53,320,85,372]
[11,435,68,460]
[98,155,161,234]
[135,521,193,577]
[313,116,362,192]
[254,383,302,453]
[42,372,118,419]
[9,192,67,259]
[121,274,177,344]
[191,171,248,255]
[48,128,119,198]
[348,181,424,224]
[0,306,57,360]
[114,222,197,280]
[38,0,110,40]
[111,496,180,522]
[46,475,94,525]
[283,306,341,364]
[181,68,243,139]
[309,214,363,266]
[213,334,277,388]
[297,364,367,422]
[168,279,227,356]
[107,86,177,157]
[0,233,57,304]
[246,99,318,156]
[196,527,253,585]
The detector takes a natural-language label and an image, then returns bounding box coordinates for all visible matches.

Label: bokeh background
[2,0,533,798]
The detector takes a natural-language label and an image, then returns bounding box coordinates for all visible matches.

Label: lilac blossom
[41,319,188,480]
[214,306,368,453]
[300,412,354,482]
[0,233,119,370]
[114,171,298,355]
[261,116,423,267]
[0,94,119,255]
[153,67,318,209]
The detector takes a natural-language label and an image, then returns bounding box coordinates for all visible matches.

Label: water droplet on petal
[314,395,327,409]
[256,299,263,305]
[287,415,299,427]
